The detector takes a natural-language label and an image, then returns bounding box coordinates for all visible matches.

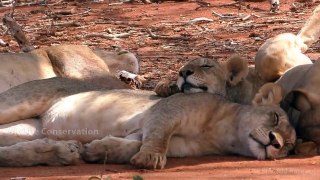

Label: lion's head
[162,55,256,104]
[176,57,228,96]
[244,105,296,159]
[176,56,249,95]
[246,83,296,159]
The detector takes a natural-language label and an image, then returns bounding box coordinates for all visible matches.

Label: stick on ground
[147,29,189,40]
[2,14,34,52]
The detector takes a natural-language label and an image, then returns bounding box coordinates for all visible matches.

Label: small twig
[48,0,64,6]
[212,11,237,19]
[194,0,211,10]
[109,2,124,5]
[212,11,224,18]
[252,14,261,18]
[242,14,251,21]
[0,39,8,47]
[53,21,81,27]
[109,0,132,6]
[212,2,238,7]
[9,0,16,17]
[61,9,91,17]
[187,17,213,24]
[95,20,140,27]
[195,0,211,7]
[84,32,131,39]
[10,177,26,180]
[147,29,189,40]
[2,14,34,52]
[51,9,76,16]
[44,2,56,29]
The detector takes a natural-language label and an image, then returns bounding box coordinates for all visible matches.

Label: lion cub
[82,83,296,169]
[155,55,266,105]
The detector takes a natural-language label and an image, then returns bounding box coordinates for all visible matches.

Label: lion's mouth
[181,82,208,92]
[249,135,268,159]
[249,131,285,160]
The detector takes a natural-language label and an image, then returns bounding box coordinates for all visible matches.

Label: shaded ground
[1,156,320,179]
[0,0,319,179]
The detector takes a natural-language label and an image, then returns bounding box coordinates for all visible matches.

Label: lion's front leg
[294,139,320,156]
[154,78,180,97]
[82,136,142,164]
[130,110,181,169]
[0,138,82,166]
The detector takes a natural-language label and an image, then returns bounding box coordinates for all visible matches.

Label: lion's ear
[282,89,312,112]
[252,83,284,106]
[224,55,249,86]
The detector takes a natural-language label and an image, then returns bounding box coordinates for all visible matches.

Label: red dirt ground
[0,0,320,179]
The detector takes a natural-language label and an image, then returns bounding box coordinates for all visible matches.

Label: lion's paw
[54,140,83,165]
[117,70,144,89]
[130,151,166,169]
[295,140,319,156]
[83,136,141,164]
[154,78,179,97]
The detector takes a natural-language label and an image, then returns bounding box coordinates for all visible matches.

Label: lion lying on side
[155,56,309,157]
[0,57,295,167]
[81,86,295,169]
[276,61,320,155]
[0,44,139,93]
[255,4,320,82]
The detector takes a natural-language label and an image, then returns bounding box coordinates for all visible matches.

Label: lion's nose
[179,69,194,77]
[269,131,284,149]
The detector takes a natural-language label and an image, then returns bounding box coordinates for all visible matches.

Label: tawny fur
[0,77,295,168]
[155,55,266,104]
[252,83,284,106]
[0,77,128,125]
[255,5,320,82]
[276,61,320,154]
[0,138,82,166]
[0,44,138,93]
[83,91,295,169]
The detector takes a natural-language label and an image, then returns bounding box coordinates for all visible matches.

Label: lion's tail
[297,5,320,49]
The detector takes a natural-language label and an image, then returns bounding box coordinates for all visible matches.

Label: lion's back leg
[0,77,103,125]
[0,118,44,146]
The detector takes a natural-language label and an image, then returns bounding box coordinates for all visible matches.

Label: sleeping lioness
[276,61,320,155]
[0,57,295,167]
[254,4,320,82]
[0,44,139,92]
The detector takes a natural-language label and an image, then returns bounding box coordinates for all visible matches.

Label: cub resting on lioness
[255,4,320,82]
[0,44,139,93]
[0,57,295,168]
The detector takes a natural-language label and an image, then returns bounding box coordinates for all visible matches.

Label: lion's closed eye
[200,65,214,69]
[273,112,279,125]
